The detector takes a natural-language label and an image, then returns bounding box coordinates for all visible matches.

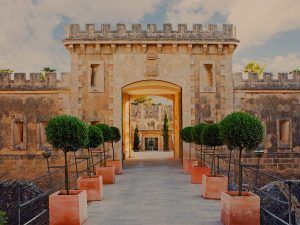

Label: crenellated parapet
[64,23,238,42]
[0,73,70,91]
[234,72,300,90]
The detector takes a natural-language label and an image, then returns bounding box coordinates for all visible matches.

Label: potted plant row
[180,111,263,225]
[45,115,122,224]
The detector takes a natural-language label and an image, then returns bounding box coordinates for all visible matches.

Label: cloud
[166,0,300,48]
[0,0,161,72]
[233,52,300,73]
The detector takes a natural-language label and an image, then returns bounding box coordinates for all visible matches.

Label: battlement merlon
[0,72,70,91]
[233,72,300,90]
[63,23,239,44]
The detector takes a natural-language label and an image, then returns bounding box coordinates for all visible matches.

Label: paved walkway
[84,152,221,225]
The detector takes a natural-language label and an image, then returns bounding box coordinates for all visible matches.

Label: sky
[0,0,300,74]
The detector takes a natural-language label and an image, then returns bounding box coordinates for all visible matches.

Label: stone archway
[121,80,182,159]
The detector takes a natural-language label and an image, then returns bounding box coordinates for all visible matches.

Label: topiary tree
[96,123,112,166]
[219,111,264,196]
[133,125,140,151]
[110,126,121,160]
[85,125,104,176]
[162,114,169,151]
[192,123,207,166]
[202,123,223,176]
[180,126,194,160]
[45,115,87,194]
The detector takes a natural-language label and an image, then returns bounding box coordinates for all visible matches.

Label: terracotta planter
[202,174,228,199]
[49,190,87,225]
[95,166,115,184]
[191,166,210,184]
[106,160,123,175]
[221,191,260,225]
[183,159,197,175]
[77,176,103,201]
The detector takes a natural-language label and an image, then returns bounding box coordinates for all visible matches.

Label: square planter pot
[183,159,197,175]
[106,160,123,175]
[49,190,87,225]
[191,166,210,184]
[77,176,103,201]
[221,191,260,225]
[202,174,228,199]
[95,166,115,184]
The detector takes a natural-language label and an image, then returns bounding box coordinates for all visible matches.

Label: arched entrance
[121,80,182,160]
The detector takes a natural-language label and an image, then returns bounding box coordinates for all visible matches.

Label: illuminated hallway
[84,152,221,225]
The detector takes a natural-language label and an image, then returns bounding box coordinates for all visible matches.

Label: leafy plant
[131,96,154,105]
[219,111,264,195]
[45,115,87,194]
[180,126,194,160]
[192,123,207,166]
[110,126,121,160]
[0,211,7,225]
[85,125,103,176]
[133,125,140,151]
[162,114,169,151]
[0,69,13,74]
[96,123,112,166]
[202,123,223,176]
[41,66,56,80]
[243,62,265,79]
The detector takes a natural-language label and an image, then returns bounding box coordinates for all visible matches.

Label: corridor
[84,152,221,225]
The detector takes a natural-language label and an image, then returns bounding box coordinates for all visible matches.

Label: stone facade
[0,23,299,177]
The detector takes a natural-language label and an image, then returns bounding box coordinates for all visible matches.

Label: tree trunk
[112,141,115,161]
[238,147,243,196]
[227,150,232,190]
[64,151,69,195]
[73,151,79,178]
[103,143,106,166]
[189,142,191,160]
[200,145,203,167]
[211,147,216,176]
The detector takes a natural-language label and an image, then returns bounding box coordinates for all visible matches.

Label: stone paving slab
[84,153,221,225]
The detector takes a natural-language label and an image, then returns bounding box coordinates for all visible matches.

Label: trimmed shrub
[45,115,87,194]
[110,126,121,160]
[219,111,264,195]
[180,126,194,159]
[202,123,223,175]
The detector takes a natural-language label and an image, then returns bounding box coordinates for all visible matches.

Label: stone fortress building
[0,23,299,177]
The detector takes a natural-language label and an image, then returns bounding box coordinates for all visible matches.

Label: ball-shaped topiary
[180,126,194,144]
[86,125,104,149]
[110,126,121,143]
[202,123,223,148]
[219,112,264,152]
[202,123,223,175]
[110,126,121,160]
[96,123,112,143]
[192,123,207,145]
[45,115,88,194]
[180,126,194,160]
[46,115,87,152]
[219,111,264,195]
